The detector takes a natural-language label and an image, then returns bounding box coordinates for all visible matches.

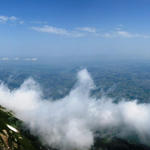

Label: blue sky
[0,0,150,61]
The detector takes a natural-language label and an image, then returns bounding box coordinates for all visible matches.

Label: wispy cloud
[30,21,48,24]
[0,15,24,24]
[76,27,96,33]
[19,20,24,24]
[24,57,38,61]
[13,57,20,61]
[31,25,84,37]
[102,30,150,38]
[32,25,69,35]
[117,30,150,38]
[0,57,38,62]
[31,24,150,39]
[9,16,17,21]
[0,57,9,61]
[0,15,17,23]
[0,16,8,22]
[0,15,149,39]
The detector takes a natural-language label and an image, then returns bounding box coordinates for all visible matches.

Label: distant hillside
[92,136,150,150]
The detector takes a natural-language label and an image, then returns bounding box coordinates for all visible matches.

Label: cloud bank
[0,69,150,150]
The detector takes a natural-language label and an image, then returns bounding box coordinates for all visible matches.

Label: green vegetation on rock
[0,106,50,150]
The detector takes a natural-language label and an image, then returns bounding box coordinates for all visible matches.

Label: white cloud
[102,33,113,38]
[0,57,9,61]
[24,58,38,61]
[19,21,24,24]
[117,31,139,38]
[76,27,96,33]
[31,24,150,39]
[0,15,24,24]
[102,30,150,38]
[32,25,84,37]
[31,58,38,61]
[0,16,9,23]
[32,25,69,35]
[13,57,20,61]
[0,15,17,23]
[30,21,48,24]
[9,16,17,21]
[0,57,38,61]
